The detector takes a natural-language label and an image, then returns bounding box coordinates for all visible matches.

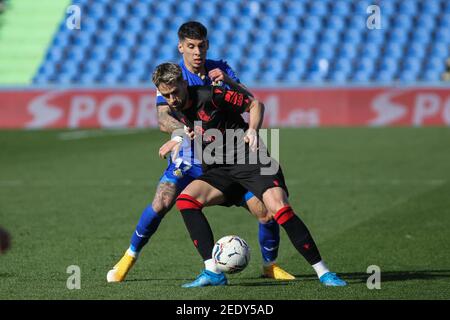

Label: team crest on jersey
[197,109,211,122]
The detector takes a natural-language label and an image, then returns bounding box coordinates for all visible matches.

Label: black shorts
[197,162,289,205]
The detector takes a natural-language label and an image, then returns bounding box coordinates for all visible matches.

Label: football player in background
[0,226,11,254]
[107,21,294,282]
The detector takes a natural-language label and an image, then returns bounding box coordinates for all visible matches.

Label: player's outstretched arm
[157,104,184,133]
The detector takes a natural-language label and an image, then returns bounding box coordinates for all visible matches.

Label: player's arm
[244,99,264,151]
[157,104,184,133]
[208,66,254,97]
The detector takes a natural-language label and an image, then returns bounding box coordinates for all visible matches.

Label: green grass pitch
[0,128,449,300]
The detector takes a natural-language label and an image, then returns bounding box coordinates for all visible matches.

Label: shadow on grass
[124,270,450,287]
[126,276,301,287]
[293,269,450,283]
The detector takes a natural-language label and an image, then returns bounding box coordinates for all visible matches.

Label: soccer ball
[212,235,250,274]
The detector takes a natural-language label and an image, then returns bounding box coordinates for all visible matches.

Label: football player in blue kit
[107,21,294,282]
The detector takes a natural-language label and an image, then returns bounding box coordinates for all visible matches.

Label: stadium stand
[26,0,450,85]
[0,0,70,84]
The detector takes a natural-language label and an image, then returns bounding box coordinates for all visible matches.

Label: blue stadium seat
[425,57,445,73]
[331,1,351,16]
[240,1,261,17]
[308,1,328,16]
[399,71,419,82]
[315,43,336,60]
[262,1,283,17]
[152,2,172,18]
[303,16,322,31]
[297,29,317,46]
[325,15,345,31]
[329,71,348,83]
[100,17,121,33]
[174,1,195,18]
[319,29,340,45]
[287,58,307,74]
[406,43,426,59]
[306,70,326,82]
[259,70,282,83]
[284,1,306,17]
[291,44,312,60]
[399,1,418,16]
[228,30,249,47]
[422,69,441,81]
[334,58,352,74]
[379,1,395,16]
[197,2,216,18]
[217,1,240,18]
[233,17,255,32]
[273,30,295,46]
[412,29,431,44]
[430,43,450,59]
[402,57,422,74]
[374,70,395,82]
[388,28,408,44]
[342,29,362,44]
[338,43,357,59]
[379,58,398,74]
[384,43,404,59]
[421,1,440,15]
[353,0,373,15]
[352,71,371,83]
[355,57,375,74]
[392,14,412,29]
[207,46,222,60]
[130,3,150,19]
[435,27,450,43]
[279,16,300,31]
[108,2,129,19]
[283,70,303,83]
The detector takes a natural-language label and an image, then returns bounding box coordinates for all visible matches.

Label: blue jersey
[156,59,240,165]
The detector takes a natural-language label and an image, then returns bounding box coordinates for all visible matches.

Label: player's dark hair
[152,63,183,87]
[178,21,208,41]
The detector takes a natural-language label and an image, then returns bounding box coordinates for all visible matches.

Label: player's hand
[184,125,195,140]
[0,227,11,254]
[208,68,229,85]
[159,140,181,160]
[244,129,258,152]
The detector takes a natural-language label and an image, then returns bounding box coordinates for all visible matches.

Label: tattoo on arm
[157,105,184,133]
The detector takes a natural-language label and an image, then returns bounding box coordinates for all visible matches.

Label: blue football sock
[129,204,163,254]
[258,219,280,264]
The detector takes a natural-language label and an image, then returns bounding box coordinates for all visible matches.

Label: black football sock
[176,194,214,261]
[274,206,322,265]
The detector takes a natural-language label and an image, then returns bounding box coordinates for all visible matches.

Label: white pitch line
[57,129,145,141]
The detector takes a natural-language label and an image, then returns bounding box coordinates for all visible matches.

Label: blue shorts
[159,161,255,205]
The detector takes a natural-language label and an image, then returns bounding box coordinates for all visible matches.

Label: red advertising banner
[1,87,449,128]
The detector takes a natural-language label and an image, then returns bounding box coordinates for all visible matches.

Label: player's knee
[262,187,289,214]
[175,194,204,211]
[151,198,172,216]
[273,205,296,225]
[258,215,273,224]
